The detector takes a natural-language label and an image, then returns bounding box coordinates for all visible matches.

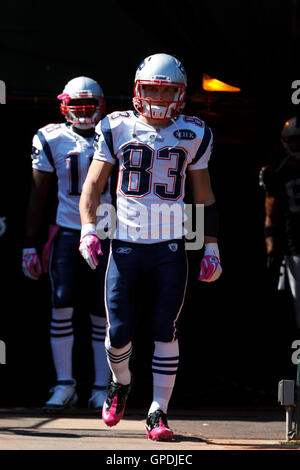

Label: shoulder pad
[40,123,63,134]
[38,123,65,142]
[259,165,277,191]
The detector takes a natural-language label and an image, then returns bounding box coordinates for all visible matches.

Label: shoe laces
[147,409,168,429]
[47,384,76,404]
[49,384,67,394]
[106,381,131,413]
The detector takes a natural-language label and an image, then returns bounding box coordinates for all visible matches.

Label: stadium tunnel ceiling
[0,0,296,98]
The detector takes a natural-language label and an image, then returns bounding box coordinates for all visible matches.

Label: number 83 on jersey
[119,143,187,201]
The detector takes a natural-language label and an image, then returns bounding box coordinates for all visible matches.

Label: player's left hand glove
[198,243,222,282]
[22,248,42,280]
[79,223,103,270]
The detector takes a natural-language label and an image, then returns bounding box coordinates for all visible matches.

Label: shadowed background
[0,0,300,410]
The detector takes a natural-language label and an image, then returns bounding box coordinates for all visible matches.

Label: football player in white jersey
[79,54,222,440]
[22,76,112,412]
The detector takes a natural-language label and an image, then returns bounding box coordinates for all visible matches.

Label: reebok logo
[116,247,132,254]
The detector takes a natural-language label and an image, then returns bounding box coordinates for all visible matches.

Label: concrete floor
[0,407,299,452]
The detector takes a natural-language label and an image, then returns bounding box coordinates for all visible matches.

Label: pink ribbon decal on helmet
[57,93,71,103]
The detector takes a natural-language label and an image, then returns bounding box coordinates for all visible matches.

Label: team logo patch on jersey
[116,247,132,254]
[173,129,196,140]
[168,243,178,252]
[93,132,100,150]
[31,146,40,159]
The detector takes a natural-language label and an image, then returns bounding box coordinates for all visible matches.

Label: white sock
[90,314,111,388]
[105,337,132,385]
[50,307,74,382]
[148,340,179,415]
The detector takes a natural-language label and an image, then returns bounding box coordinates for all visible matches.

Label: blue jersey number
[120,144,153,197]
[67,154,108,197]
[155,147,186,200]
[120,143,186,200]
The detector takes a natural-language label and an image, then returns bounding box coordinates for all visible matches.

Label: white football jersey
[93,111,213,243]
[31,122,111,230]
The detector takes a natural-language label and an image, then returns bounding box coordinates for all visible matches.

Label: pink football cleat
[102,379,132,427]
[146,409,174,440]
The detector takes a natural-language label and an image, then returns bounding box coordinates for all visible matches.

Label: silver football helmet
[57,76,105,129]
[281,116,300,159]
[133,53,187,120]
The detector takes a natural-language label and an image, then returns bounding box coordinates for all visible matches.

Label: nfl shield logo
[168,243,178,252]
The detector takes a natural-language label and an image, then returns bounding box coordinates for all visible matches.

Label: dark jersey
[260,158,300,255]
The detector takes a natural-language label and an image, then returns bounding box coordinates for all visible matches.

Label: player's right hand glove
[22,248,42,280]
[79,223,103,270]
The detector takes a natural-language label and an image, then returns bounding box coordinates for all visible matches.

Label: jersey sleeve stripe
[37,130,55,168]
[190,124,211,165]
[100,118,114,158]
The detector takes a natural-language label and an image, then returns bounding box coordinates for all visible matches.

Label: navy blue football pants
[105,239,188,348]
[49,228,109,317]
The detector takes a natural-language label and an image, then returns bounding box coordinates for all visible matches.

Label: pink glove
[198,243,222,282]
[22,248,42,280]
[79,223,103,270]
